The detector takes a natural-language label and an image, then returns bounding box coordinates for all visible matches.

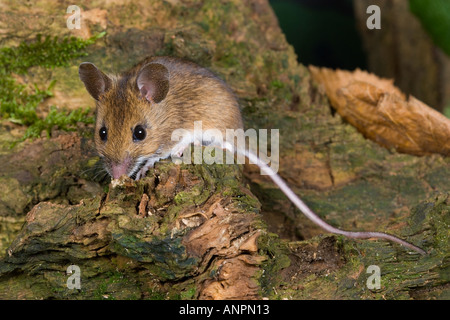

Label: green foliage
[22,106,94,141]
[409,0,450,56]
[444,104,450,119]
[0,32,105,143]
[0,32,105,75]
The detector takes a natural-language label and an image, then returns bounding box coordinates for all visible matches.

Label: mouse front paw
[170,144,191,164]
[135,157,160,180]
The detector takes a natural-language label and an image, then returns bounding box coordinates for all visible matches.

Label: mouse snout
[110,156,132,179]
[111,163,128,180]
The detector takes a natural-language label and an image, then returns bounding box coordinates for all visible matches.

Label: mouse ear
[136,63,169,104]
[79,62,112,101]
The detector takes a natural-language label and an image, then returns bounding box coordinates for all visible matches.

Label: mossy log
[0,152,266,299]
[0,133,448,299]
[0,0,448,299]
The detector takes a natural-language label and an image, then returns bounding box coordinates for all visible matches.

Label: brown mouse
[79,56,426,255]
[79,56,243,180]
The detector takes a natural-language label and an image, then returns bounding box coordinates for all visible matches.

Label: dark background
[269,0,367,70]
[269,0,450,115]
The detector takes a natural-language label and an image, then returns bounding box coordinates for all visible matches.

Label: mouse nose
[111,163,128,179]
[111,156,131,179]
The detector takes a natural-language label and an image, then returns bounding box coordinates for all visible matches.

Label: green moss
[0,33,104,74]
[424,159,450,191]
[256,195,449,300]
[180,286,197,300]
[0,216,26,259]
[257,232,291,297]
[111,232,198,281]
[0,32,104,145]
[22,106,94,141]
[93,271,139,300]
[147,288,166,300]
[269,79,285,89]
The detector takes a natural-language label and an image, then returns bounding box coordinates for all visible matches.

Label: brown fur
[81,56,243,177]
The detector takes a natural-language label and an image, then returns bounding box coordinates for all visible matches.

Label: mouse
[79,56,426,255]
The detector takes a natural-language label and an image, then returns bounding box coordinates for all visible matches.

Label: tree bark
[0,0,448,300]
[353,0,450,112]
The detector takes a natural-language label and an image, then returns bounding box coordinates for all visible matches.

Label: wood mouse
[79,56,426,255]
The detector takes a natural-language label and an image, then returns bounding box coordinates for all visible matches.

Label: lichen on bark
[0,157,268,300]
[0,0,448,300]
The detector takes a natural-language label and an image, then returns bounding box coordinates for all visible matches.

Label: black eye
[133,125,146,142]
[99,126,107,141]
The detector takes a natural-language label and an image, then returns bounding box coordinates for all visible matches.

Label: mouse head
[79,62,170,179]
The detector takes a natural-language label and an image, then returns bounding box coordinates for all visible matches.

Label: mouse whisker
[129,156,148,180]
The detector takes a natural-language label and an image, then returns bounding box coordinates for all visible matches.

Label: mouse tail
[226,145,426,255]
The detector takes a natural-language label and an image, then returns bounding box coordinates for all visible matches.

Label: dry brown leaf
[309,66,450,156]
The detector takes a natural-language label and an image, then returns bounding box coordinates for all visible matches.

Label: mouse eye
[99,126,108,141]
[133,125,146,142]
